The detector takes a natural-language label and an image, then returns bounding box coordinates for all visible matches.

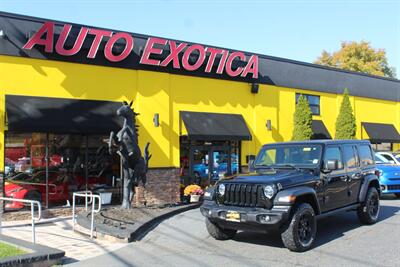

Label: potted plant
[183,184,204,203]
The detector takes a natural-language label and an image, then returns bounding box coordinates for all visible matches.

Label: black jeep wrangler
[200,140,380,252]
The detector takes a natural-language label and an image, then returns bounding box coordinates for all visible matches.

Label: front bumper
[379,178,400,194]
[200,200,291,232]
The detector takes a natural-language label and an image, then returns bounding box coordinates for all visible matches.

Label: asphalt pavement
[71,197,400,267]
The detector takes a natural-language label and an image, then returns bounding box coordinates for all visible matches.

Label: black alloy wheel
[281,203,317,252]
[297,213,314,246]
[358,187,380,224]
[368,193,379,218]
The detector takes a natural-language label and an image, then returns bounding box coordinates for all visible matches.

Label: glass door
[210,146,231,182]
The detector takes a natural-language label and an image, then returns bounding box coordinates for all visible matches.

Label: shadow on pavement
[231,203,400,250]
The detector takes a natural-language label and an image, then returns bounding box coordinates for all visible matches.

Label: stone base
[133,168,180,207]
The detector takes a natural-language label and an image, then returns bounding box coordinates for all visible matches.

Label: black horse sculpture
[108,101,151,209]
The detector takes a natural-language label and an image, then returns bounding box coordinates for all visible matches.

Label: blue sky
[1,0,399,78]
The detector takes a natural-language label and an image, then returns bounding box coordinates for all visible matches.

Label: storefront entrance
[179,111,251,188]
[190,141,239,185]
[180,139,240,187]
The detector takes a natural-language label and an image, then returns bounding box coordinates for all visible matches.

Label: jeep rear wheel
[281,203,316,252]
[205,218,236,240]
[358,187,380,224]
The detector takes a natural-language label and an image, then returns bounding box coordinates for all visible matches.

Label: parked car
[4,171,108,209]
[201,140,380,252]
[4,171,68,209]
[376,152,400,165]
[374,153,400,198]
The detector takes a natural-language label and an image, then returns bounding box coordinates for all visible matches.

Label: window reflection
[4,132,121,211]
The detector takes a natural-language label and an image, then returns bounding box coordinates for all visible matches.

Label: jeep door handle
[352,173,362,179]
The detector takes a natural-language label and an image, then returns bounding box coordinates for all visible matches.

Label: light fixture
[153,113,159,127]
[251,83,259,94]
[266,119,272,131]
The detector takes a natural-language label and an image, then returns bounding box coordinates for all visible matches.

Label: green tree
[335,88,357,139]
[292,95,313,141]
[315,41,396,78]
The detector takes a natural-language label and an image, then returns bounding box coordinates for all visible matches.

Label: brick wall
[133,168,180,207]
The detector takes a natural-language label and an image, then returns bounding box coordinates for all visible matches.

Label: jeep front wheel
[281,203,317,252]
[205,218,236,240]
[358,187,380,224]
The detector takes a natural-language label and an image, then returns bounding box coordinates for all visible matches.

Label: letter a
[23,22,55,53]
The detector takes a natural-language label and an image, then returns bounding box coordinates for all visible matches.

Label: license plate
[226,211,241,222]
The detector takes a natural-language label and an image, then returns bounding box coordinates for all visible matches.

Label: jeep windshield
[254,144,322,169]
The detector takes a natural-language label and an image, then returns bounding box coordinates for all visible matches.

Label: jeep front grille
[222,183,271,208]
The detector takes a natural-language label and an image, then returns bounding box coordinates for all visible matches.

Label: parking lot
[72,196,400,267]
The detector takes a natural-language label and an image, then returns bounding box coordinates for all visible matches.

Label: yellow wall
[1,55,399,171]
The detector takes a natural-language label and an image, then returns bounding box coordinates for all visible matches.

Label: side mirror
[323,159,338,172]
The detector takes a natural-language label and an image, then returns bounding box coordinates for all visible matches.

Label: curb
[76,203,201,242]
[0,235,65,267]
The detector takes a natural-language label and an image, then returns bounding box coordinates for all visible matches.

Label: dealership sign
[23,22,259,79]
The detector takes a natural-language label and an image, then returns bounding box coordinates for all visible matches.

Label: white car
[376,152,400,165]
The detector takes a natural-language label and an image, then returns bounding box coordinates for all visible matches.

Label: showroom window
[295,93,320,115]
[4,132,121,211]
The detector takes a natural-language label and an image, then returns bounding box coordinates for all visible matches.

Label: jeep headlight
[263,185,276,199]
[218,184,226,196]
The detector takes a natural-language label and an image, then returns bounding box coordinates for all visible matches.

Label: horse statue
[108,100,151,209]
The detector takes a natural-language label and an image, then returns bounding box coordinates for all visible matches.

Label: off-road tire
[206,218,237,240]
[394,193,400,199]
[358,187,380,224]
[281,203,317,252]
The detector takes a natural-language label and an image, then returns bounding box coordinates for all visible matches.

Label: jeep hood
[221,169,315,188]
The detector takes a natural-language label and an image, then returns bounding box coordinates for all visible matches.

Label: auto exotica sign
[23,21,259,79]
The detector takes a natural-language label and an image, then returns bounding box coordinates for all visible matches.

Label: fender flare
[358,174,380,202]
[274,186,321,215]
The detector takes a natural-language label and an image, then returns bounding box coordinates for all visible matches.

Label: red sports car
[4,171,107,210]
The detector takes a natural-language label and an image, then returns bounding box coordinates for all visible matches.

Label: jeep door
[343,145,363,204]
[322,145,349,211]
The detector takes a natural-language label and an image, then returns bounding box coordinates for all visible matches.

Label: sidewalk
[0,217,127,264]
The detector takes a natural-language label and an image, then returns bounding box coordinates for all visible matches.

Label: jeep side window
[323,146,343,169]
[358,145,374,166]
[343,145,358,169]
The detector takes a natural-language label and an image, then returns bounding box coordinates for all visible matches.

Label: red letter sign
[225,51,246,77]
[241,55,259,79]
[182,44,206,71]
[104,32,134,62]
[87,29,113,58]
[205,47,223,73]
[55,24,89,56]
[22,21,55,52]
[160,41,187,68]
[140,37,167,66]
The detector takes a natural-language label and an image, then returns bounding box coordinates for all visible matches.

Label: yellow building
[0,12,399,209]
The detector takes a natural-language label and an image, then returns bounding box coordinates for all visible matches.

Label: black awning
[362,122,400,143]
[180,111,252,141]
[6,95,123,134]
[312,120,332,139]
